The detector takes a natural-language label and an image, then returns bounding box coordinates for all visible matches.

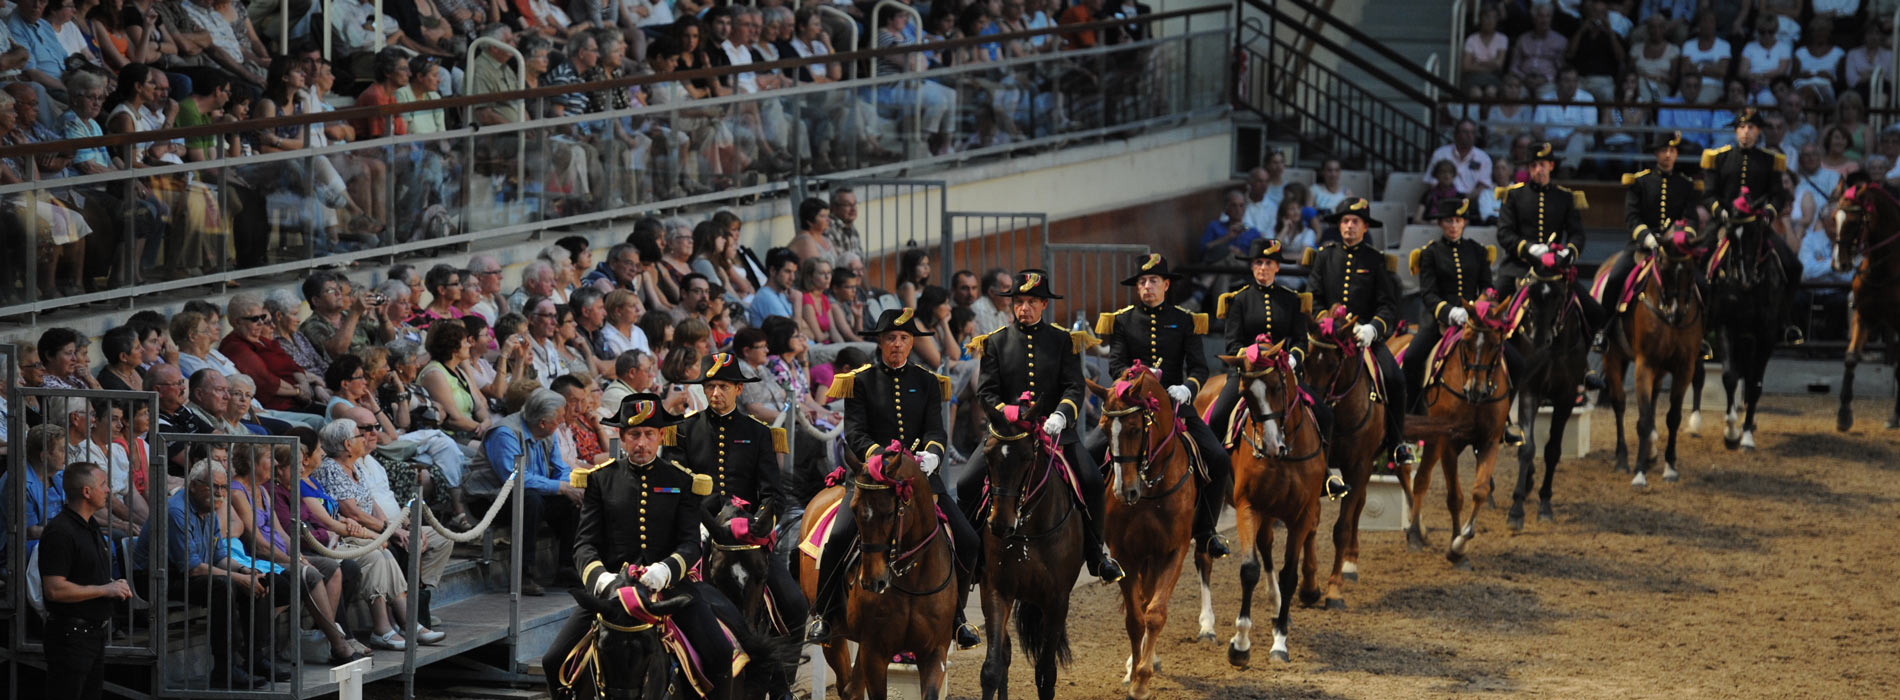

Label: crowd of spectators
[0,0,1156,304]
[1,195,1022,687]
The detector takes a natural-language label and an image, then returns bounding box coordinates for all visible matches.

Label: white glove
[1528,243,1551,257]
[1354,324,1378,347]
[1042,412,1068,436]
[639,564,672,591]
[919,452,941,476]
[1448,307,1470,326]
[1555,246,1576,263]
[1641,232,1660,250]
[591,571,615,596]
[1287,353,1299,371]
[1167,385,1192,404]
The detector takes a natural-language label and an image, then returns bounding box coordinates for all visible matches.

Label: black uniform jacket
[1700,145,1788,218]
[1305,241,1403,339]
[970,321,1092,444]
[1496,180,1588,265]
[827,359,952,462]
[1623,167,1701,242]
[1411,237,1496,325]
[1216,282,1310,362]
[572,456,709,589]
[1095,303,1210,393]
[673,408,786,516]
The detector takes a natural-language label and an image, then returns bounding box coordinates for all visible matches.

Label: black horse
[1505,254,1590,531]
[564,568,801,700]
[700,497,778,632]
[1705,211,1793,451]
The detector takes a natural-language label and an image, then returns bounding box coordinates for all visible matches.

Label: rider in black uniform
[1596,131,1702,315]
[544,394,737,700]
[674,352,810,633]
[1093,254,1232,558]
[806,308,983,647]
[1306,198,1412,470]
[1402,196,1506,409]
[954,269,1125,583]
[1495,142,1609,348]
[1701,107,1805,344]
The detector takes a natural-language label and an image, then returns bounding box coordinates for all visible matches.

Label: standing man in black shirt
[38,461,134,700]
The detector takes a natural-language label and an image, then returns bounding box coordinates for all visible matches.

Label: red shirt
[220,332,307,411]
[353,83,408,139]
[1058,5,1098,49]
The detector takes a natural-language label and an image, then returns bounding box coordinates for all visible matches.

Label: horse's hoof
[1298,589,1323,607]
[1740,433,1757,451]
[1405,527,1427,552]
[1663,465,1680,483]
[1324,598,1347,611]
[1885,416,1897,430]
[1270,650,1290,663]
[1722,436,1741,451]
[1447,552,1472,570]
[1506,512,1525,532]
[1631,472,1649,489]
[1196,632,1216,643]
[1153,658,1162,672]
[1612,458,1629,474]
[1343,571,1359,583]
[1837,411,1854,433]
[1688,411,1702,434]
[1227,644,1250,668]
[1537,501,1554,523]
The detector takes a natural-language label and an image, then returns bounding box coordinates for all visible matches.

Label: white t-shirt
[1741,40,1792,78]
[720,40,759,94]
[1793,45,1845,81]
[1680,37,1732,89]
[1463,32,1507,64]
[790,37,830,79]
[355,455,402,521]
[634,0,673,27]
[1242,188,1281,235]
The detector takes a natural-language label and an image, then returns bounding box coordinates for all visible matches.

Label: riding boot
[953,580,981,648]
[1183,411,1231,558]
[806,503,858,643]
[1401,320,1441,415]
[1207,374,1244,449]
[1067,442,1123,582]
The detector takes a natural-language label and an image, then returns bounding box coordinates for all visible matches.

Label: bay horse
[1086,363,1198,698]
[1705,210,1793,451]
[979,419,1085,700]
[1833,177,1900,431]
[562,567,801,700]
[1299,306,1388,610]
[795,443,957,700]
[702,497,778,633]
[1595,221,1708,488]
[1397,298,1512,569]
[1503,249,1590,531]
[1217,340,1325,666]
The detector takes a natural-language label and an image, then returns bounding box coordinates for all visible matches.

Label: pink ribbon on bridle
[864,441,917,501]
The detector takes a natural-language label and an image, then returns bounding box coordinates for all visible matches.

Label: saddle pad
[1422,325,1466,390]
[799,498,844,561]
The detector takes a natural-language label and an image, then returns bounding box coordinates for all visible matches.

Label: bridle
[1306,315,1373,436]
[852,443,952,595]
[1235,354,1322,463]
[1101,365,1190,501]
[1430,319,1510,407]
[984,423,1076,556]
[1839,182,1900,264]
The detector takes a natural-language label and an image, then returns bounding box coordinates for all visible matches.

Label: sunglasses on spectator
[241,314,270,324]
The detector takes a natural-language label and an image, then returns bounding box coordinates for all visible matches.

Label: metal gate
[946,211,1049,287]
[1043,243,1153,330]
[800,178,949,294]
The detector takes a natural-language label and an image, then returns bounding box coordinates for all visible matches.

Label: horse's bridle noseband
[1102,380,1190,499]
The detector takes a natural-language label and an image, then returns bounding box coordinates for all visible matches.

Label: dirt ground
[926,395,1900,699]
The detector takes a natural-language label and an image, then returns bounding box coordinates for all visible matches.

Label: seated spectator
[1793,143,1844,213]
[594,288,650,359]
[184,368,233,432]
[1486,73,1535,150]
[797,258,857,345]
[1628,11,1679,99]
[1271,198,1319,282]
[1534,67,1598,173]
[1819,126,1861,177]
[551,373,609,471]
[172,311,237,379]
[413,264,467,329]
[1201,187,1264,264]
[0,424,67,564]
[748,247,798,326]
[97,325,146,392]
[790,197,839,264]
[740,317,829,427]
[1602,73,1651,159]
[1476,159,1513,223]
[34,328,96,390]
[1831,92,1875,161]
[418,319,495,439]
[1740,17,1792,91]
[1658,71,1716,150]
[1792,19,1845,108]
[150,365,210,473]
[134,458,293,689]
[875,4,957,155]
[3,81,99,298]
[830,267,872,335]
[1413,159,1463,225]
[223,443,361,665]
[1566,0,1624,102]
[598,349,654,421]
[1679,12,1731,104]
[1800,223,1854,284]
[301,271,390,361]
[477,388,578,596]
[1845,27,1891,99]
[377,280,428,347]
[265,289,330,379]
[508,260,559,313]
[1510,3,1565,92]
[219,376,266,434]
[658,345,706,413]
[308,419,443,650]
[1761,0,1800,46]
[1462,6,1508,90]
[674,317,714,358]
[551,304,595,377]
[221,293,324,413]
[1430,119,1493,195]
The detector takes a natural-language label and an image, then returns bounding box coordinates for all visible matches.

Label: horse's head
[981,424,1040,538]
[851,441,926,594]
[1303,306,1358,391]
[701,496,772,604]
[1092,362,1175,505]
[1220,337,1301,460]
[1836,174,1888,272]
[1451,296,1511,400]
[566,566,695,699]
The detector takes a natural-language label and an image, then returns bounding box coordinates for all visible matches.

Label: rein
[1103,373,1191,501]
[984,429,1078,555]
[854,444,953,596]
[1427,327,1511,408]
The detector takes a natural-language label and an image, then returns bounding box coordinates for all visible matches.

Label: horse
[1397,298,1513,568]
[1833,178,1900,431]
[1704,210,1793,451]
[1215,340,1325,666]
[702,497,778,633]
[1086,363,1199,698]
[978,419,1085,700]
[795,443,958,700]
[1299,307,1390,610]
[562,567,802,700]
[1594,221,1709,488]
[1502,248,1590,531]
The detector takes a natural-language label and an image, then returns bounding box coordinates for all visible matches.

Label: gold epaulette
[1694,180,1705,192]
[1621,169,1650,186]
[1773,152,1787,172]
[964,329,998,359]
[1300,247,1318,266]
[570,456,616,488]
[771,427,788,454]
[937,372,953,401]
[1557,186,1588,210]
[1495,181,1525,202]
[1216,289,1241,319]
[1407,248,1423,275]
[661,425,677,447]
[1701,145,1732,170]
[1485,245,1498,264]
[1385,253,1400,273]
[825,363,870,400]
[1299,292,1313,314]
[1070,329,1101,354]
[1186,309,1209,335]
[1095,306,1129,337]
[691,472,713,496]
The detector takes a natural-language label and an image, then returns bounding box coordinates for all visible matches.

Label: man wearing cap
[1308,198,1412,472]
[672,352,809,634]
[1095,254,1233,557]
[1210,240,1328,472]
[1596,131,1703,319]
[544,394,737,700]
[959,269,1124,583]
[807,308,982,646]
[1495,142,1609,337]
[1403,197,1515,409]
[1702,107,1805,343]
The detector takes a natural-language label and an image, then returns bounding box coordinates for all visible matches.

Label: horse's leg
[1194,544,1217,642]
[1887,325,1900,429]
[1632,357,1658,488]
[1032,598,1069,700]
[1740,340,1767,451]
[1133,540,1186,698]
[1689,354,1705,434]
[1839,311,1862,432]
[823,639,854,699]
[1722,332,1744,449]
[979,581,1013,700]
[917,647,948,700]
[1403,438,1436,552]
[1443,440,1470,569]
[1508,391,1540,531]
[1663,359,1689,482]
[1228,504,1261,667]
[1608,350,1631,473]
[1120,571,1144,686]
[1341,484,1370,592]
[857,641,890,700]
[1539,399,1574,522]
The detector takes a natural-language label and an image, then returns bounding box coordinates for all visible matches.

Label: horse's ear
[1268,339,1285,356]
[649,593,695,616]
[1218,354,1242,368]
[570,587,612,612]
[1085,378,1110,399]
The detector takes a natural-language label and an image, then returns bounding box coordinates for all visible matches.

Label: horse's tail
[740,632,805,700]
[1014,601,1072,668]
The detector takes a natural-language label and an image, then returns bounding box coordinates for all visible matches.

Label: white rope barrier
[300,470,522,556]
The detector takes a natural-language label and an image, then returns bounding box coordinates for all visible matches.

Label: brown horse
[1086,364,1197,698]
[1398,299,1513,568]
[1299,307,1388,609]
[1595,221,1708,487]
[1216,340,1325,666]
[1833,177,1900,431]
[978,420,1085,700]
[796,443,957,700]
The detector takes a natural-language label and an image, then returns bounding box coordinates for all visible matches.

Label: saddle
[798,474,956,565]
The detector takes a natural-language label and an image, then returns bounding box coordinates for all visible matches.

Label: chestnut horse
[1833,178,1900,431]
[1595,221,1708,488]
[978,421,1085,700]
[1087,364,1197,699]
[796,444,957,700]
[1217,340,1325,666]
[1398,299,1513,568]
[1299,307,1388,610]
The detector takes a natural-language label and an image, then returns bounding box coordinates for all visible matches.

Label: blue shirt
[134,488,221,575]
[0,466,65,560]
[748,286,795,327]
[1800,229,1854,284]
[6,14,65,76]
[1656,96,1712,146]
[60,111,110,171]
[1199,218,1264,260]
[482,423,571,495]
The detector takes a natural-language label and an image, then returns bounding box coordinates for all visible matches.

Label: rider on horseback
[957,270,1126,584]
[1402,197,1524,415]
[805,308,983,648]
[1495,142,1609,356]
[1094,254,1234,558]
[1306,198,1414,472]
[673,353,811,635]
[545,394,739,700]
[1701,107,1806,345]
[1209,239,1342,496]
[1597,131,1702,314]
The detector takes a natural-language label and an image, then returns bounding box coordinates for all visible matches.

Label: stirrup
[1097,555,1126,583]
[1324,473,1350,501]
[1203,533,1232,559]
[955,621,982,649]
[1503,424,1524,446]
[803,616,832,644]
[1784,325,1806,346]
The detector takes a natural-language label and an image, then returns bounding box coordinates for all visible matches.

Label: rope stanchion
[421,469,522,543]
[302,504,412,559]
[300,470,523,556]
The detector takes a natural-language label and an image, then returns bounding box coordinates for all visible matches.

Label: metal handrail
[1250,0,1463,97]
[1239,31,1437,174]
[817,5,859,80]
[1448,0,1465,87]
